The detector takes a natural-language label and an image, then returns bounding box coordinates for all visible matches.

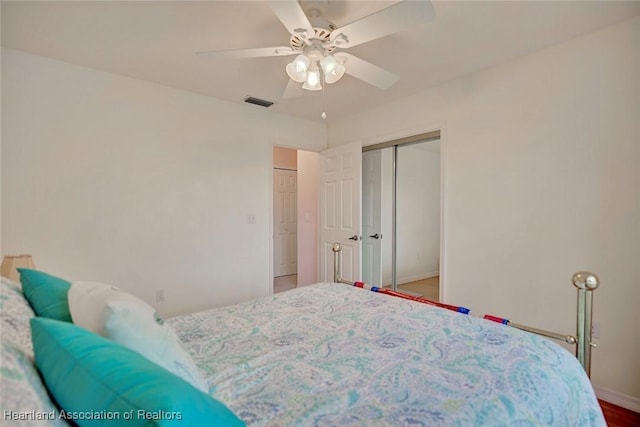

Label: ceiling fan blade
[335,53,399,90]
[267,0,314,43]
[196,46,296,60]
[329,0,435,49]
[282,79,304,99]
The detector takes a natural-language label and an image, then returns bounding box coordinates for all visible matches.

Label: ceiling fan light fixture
[286,54,310,83]
[320,55,345,84]
[302,68,322,91]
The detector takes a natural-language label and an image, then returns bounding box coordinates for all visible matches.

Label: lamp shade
[320,55,346,84]
[302,68,322,91]
[1,254,36,282]
[286,54,310,83]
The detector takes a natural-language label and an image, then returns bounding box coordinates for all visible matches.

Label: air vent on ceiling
[244,96,274,108]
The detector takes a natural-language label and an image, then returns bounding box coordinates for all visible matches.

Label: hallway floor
[274,274,297,293]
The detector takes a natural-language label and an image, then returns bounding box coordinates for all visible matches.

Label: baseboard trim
[595,386,640,413]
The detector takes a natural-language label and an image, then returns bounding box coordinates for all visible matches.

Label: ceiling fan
[197,0,435,96]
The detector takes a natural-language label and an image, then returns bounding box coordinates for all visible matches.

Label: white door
[274,169,297,277]
[319,141,362,282]
[362,150,383,286]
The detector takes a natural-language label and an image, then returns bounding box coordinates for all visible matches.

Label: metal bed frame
[331,243,599,376]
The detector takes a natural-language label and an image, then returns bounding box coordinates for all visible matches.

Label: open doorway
[273,146,319,293]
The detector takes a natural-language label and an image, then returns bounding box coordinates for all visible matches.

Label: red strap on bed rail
[483,314,509,325]
[377,289,465,313]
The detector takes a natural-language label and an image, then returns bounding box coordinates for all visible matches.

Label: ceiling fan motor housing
[305,41,328,62]
[290,26,336,56]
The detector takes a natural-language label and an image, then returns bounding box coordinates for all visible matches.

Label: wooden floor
[388,276,440,301]
[599,400,640,426]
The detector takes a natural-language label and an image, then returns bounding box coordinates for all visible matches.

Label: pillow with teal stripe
[30,318,245,427]
[18,268,71,322]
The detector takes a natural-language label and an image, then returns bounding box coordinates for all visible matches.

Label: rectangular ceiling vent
[244,96,274,108]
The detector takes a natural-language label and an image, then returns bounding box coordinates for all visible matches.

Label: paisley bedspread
[168,282,605,426]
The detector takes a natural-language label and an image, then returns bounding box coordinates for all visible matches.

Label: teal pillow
[18,268,71,322]
[30,318,245,427]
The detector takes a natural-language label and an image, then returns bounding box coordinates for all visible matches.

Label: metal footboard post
[332,243,353,285]
[572,272,599,376]
[332,243,342,283]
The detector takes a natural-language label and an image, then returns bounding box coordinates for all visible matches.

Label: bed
[1,272,606,426]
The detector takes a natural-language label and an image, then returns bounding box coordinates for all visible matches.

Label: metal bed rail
[331,243,599,376]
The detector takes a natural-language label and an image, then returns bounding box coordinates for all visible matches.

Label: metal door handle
[348,235,359,241]
[369,233,381,239]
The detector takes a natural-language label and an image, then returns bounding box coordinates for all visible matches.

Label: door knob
[348,235,360,241]
[369,233,381,239]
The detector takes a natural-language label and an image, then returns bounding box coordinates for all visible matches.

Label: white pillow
[68,281,208,393]
[67,281,125,334]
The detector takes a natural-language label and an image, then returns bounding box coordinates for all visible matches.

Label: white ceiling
[2,1,638,125]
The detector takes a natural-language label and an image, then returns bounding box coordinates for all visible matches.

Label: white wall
[1,48,326,317]
[330,18,640,404]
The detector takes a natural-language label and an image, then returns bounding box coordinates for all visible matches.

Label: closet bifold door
[395,139,441,295]
[361,131,441,297]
